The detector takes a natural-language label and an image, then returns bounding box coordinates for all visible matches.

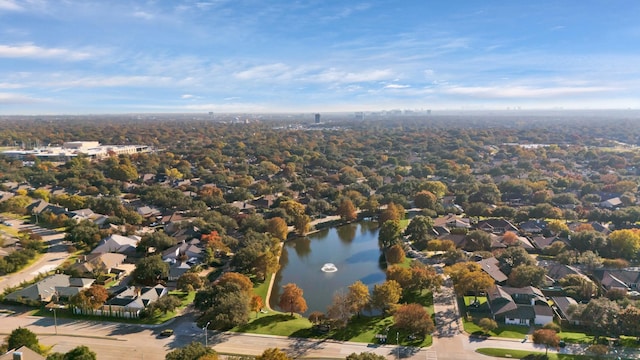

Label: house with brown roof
[551,296,581,326]
[0,346,45,360]
[476,218,519,234]
[477,257,508,284]
[67,253,127,278]
[75,284,167,318]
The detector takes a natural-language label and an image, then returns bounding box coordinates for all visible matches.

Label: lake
[269,220,386,315]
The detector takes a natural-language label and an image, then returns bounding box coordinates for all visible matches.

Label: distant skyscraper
[314,113,321,123]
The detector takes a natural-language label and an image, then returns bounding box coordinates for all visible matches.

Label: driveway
[0,221,70,293]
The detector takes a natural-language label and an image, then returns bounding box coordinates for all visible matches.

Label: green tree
[7,327,40,353]
[177,272,204,292]
[393,303,435,337]
[379,202,404,224]
[496,246,535,275]
[347,280,370,316]
[414,190,437,210]
[278,283,308,316]
[196,282,251,330]
[137,231,177,253]
[507,264,546,288]
[151,295,182,314]
[379,220,402,248]
[165,342,217,360]
[463,230,492,252]
[346,353,387,360]
[131,255,169,286]
[404,215,435,243]
[61,345,97,360]
[478,318,498,335]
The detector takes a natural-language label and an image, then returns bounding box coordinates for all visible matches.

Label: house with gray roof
[477,257,508,284]
[5,274,94,303]
[0,346,45,360]
[487,285,553,326]
[77,284,167,318]
[551,296,581,325]
[91,234,140,255]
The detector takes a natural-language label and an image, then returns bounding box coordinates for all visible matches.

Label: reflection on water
[269,220,384,315]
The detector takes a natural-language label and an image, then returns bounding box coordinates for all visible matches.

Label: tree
[137,231,177,253]
[346,353,387,360]
[378,202,404,224]
[7,327,40,353]
[393,303,435,337]
[576,297,620,341]
[250,295,264,318]
[378,220,402,248]
[445,262,494,300]
[507,265,546,288]
[408,262,443,293]
[619,306,640,339]
[151,295,182,314]
[70,285,109,310]
[404,215,435,243]
[256,348,292,360]
[165,342,217,360]
[608,229,640,260]
[253,251,279,281]
[463,230,492,252]
[532,329,560,355]
[496,246,535,275]
[337,198,357,222]
[478,318,497,335]
[266,217,288,241]
[177,272,204,292]
[558,274,597,302]
[278,283,308,316]
[293,214,311,236]
[196,282,251,330]
[385,244,405,264]
[346,280,370,316]
[414,190,437,210]
[386,265,413,290]
[371,280,402,314]
[217,272,253,295]
[326,290,352,328]
[59,345,97,360]
[131,254,169,285]
[308,311,326,324]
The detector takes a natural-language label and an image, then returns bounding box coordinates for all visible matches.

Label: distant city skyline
[1,0,639,114]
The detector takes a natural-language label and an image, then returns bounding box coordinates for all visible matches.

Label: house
[5,274,94,303]
[593,269,640,294]
[168,262,192,281]
[67,253,127,278]
[162,239,203,263]
[540,261,589,284]
[476,218,519,234]
[433,214,471,229]
[436,233,467,248]
[531,236,566,251]
[0,346,46,360]
[79,284,168,318]
[551,296,581,326]
[599,197,622,209]
[519,220,548,234]
[91,234,140,255]
[136,205,162,219]
[487,285,553,326]
[252,195,277,209]
[477,257,508,284]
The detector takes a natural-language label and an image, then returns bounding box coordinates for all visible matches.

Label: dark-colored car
[159,329,174,337]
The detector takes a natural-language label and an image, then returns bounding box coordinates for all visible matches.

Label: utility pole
[204,321,211,347]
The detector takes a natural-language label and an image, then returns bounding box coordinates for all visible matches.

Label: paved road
[0,220,69,293]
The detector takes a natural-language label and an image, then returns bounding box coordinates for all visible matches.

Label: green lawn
[476,348,598,359]
[252,274,272,303]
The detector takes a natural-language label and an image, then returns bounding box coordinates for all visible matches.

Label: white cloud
[0,82,25,89]
[384,84,410,89]
[181,94,194,99]
[0,44,92,60]
[309,68,393,83]
[0,0,22,11]
[132,11,154,20]
[442,85,617,98]
[46,75,174,88]
[233,63,291,80]
[0,92,43,104]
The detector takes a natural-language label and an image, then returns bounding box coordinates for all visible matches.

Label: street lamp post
[204,321,211,347]
[45,288,59,335]
[396,331,399,360]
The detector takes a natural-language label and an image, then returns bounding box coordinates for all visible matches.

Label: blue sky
[1,0,639,114]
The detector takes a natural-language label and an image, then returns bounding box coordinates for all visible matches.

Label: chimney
[13,352,23,360]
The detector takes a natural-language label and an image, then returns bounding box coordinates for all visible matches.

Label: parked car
[159,329,174,337]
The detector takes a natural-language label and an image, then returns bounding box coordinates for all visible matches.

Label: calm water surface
[269,220,385,315]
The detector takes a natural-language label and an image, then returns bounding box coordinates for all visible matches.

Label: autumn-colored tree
[266,217,289,241]
[347,280,370,316]
[548,219,570,234]
[256,348,293,360]
[337,198,357,222]
[532,329,560,355]
[278,283,308,316]
[419,181,447,198]
[445,262,494,300]
[386,265,413,289]
[501,231,519,246]
[308,311,326,324]
[608,229,640,260]
[371,280,402,314]
[327,290,352,328]
[378,202,404,224]
[408,262,443,293]
[250,295,264,318]
[414,190,437,210]
[393,303,435,337]
[574,223,595,232]
[217,272,253,295]
[385,244,405,264]
[201,230,230,253]
[293,214,311,236]
[70,285,108,310]
[254,251,279,281]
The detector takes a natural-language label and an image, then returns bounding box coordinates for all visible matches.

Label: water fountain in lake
[320,263,338,272]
